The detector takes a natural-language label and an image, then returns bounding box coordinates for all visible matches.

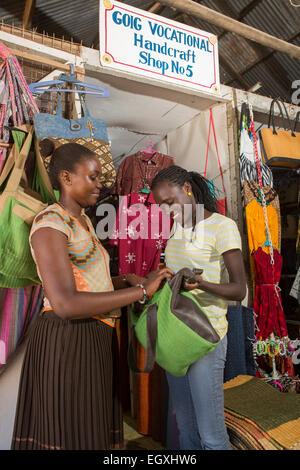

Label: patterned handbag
[33,92,116,188]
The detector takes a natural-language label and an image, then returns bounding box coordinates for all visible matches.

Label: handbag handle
[204,108,226,196]
[269,99,296,137]
[5,127,34,193]
[294,111,300,133]
[55,88,91,119]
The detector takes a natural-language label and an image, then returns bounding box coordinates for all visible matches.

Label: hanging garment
[113,151,174,196]
[0,41,39,173]
[224,306,256,383]
[110,191,172,276]
[0,284,43,368]
[253,247,288,340]
[239,121,273,194]
[244,181,281,279]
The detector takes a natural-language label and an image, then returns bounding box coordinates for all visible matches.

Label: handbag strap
[5,126,34,192]
[269,99,295,137]
[0,125,32,188]
[34,138,56,201]
[204,107,226,195]
[294,111,300,133]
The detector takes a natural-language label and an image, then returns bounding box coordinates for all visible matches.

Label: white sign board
[99,0,220,95]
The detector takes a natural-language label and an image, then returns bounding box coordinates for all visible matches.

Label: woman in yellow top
[11,142,173,450]
[151,165,246,450]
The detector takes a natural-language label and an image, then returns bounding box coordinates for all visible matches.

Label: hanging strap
[204,108,226,195]
[5,126,34,193]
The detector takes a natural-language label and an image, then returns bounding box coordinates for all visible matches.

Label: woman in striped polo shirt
[151,165,246,451]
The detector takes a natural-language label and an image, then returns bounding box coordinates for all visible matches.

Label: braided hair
[48,142,97,191]
[151,165,219,213]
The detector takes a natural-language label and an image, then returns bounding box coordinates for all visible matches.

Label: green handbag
[129,268,220,377]
[0,125,54,288]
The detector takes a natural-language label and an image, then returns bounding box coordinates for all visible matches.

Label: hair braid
[151,165,219,212]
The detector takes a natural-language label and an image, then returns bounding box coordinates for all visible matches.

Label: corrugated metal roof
[0,0,299,102]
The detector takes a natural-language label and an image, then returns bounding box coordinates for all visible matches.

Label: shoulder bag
[128,268,220,377]
[259,99,300,168]
[0,125,51,288]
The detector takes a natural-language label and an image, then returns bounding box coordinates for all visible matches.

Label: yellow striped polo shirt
[165,212,242,339]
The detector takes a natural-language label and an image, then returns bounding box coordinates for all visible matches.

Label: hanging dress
[253,247,288,341]
[244,181,281,280]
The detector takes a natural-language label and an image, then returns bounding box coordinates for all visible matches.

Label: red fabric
[110,191,172,276]
[253,247,288,340]
[113,152,174,196]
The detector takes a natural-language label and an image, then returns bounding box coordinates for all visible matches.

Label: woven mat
[224,375,300,449]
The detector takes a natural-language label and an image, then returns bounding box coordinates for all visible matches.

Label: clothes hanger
[261,235,276,250]
[138,180,151,194]
[140,140,156,155]
[29,63,109,98]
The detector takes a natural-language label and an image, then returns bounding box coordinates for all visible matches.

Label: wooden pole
[22,0,36,29]
[155,0,300,60]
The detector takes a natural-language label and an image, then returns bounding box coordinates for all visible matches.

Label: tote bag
[0,126,49,288]
[259,99,300,168]
[34,92,116,188]
[129,268,220,377]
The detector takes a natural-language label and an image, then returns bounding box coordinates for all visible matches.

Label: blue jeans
[166,335,232,450]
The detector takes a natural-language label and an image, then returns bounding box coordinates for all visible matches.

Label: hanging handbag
[204,108,226,215]
[0,126,51,288]
[259,99,300,168]
[33,92,116,188]
[128,268,220,377]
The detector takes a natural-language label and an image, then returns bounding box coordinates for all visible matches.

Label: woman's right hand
[143,268,174,298]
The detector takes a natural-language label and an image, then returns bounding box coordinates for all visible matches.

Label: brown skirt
[11,312,123,450]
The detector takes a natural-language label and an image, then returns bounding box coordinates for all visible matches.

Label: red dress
[253,247,288,340]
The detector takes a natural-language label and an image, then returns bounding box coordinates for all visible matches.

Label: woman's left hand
[183,273,203,291]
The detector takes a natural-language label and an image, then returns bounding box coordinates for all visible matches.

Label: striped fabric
[165,212,242,339]
[240,153,274,190]
[0,285,43,367]
[29,203,120,327]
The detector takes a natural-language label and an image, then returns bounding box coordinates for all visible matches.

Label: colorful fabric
[165,212,242,339]
[110,191,171,276]
[0,285,43,367]
[0,41,39,172]
[244,181,281,279]
[113,151,174,195]
[253,247,288,340]
[224,375,300,450]
[29,203,119,327]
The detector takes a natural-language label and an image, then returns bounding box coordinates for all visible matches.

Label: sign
[99,0,220,94]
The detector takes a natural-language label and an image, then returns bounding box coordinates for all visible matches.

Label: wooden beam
[22,0,36,29]
[8,46,84,75]
[148,2,164,14]
[155,0,300,60]
[181,13,251,89]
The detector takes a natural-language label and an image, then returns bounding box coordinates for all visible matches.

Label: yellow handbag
[259,99,300,168]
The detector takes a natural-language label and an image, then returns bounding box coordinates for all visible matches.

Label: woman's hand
[182,273,203,291]
[143,268,174,298]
